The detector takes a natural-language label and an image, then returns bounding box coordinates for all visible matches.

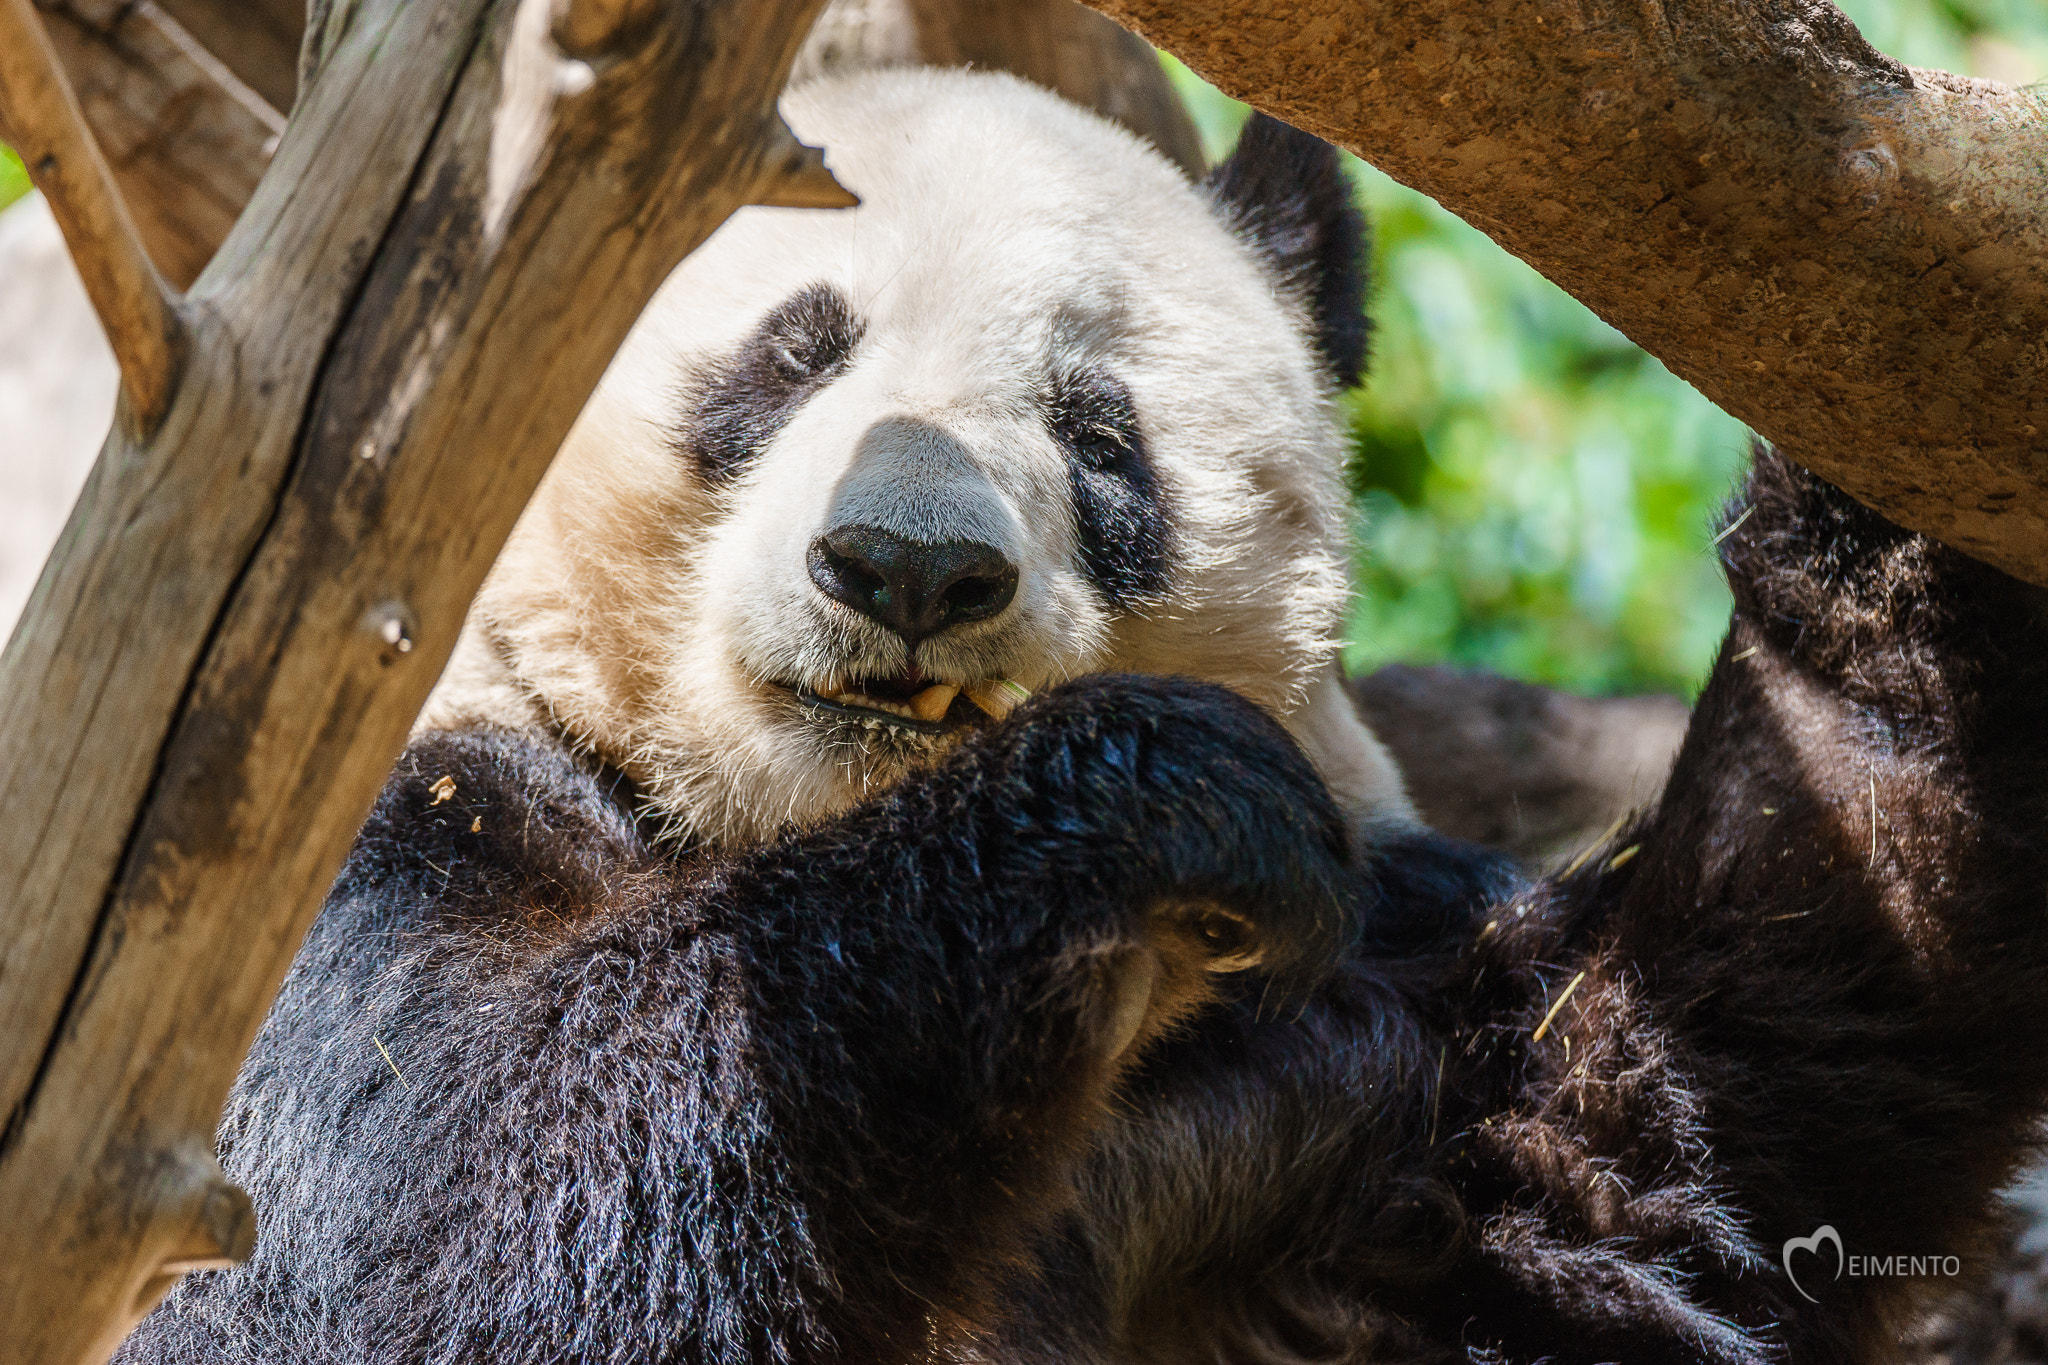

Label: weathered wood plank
[0,0,837,1357]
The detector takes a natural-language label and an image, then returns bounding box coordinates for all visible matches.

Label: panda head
[438,68,1394,846]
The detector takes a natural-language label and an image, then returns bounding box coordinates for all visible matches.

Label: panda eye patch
[674,283,865,485]
[1043,367,1172,606]
[765,288,861,379]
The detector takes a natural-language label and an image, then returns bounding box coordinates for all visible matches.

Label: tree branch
[1349,664,1687,864]
[32,0,281,289]
[1083,0,2048,587]
[0,0,843,1356]
[0,0,183,433]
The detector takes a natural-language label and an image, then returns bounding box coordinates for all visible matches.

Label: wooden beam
[0,0,184,434]
[0,0,841,1356]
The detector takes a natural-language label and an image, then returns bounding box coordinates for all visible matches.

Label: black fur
[675,282,865,485]
[1042,366,1173,606]
[973,447,2048,1365]
[118,676,1352,1365]
[1203,113,1372,389]
[118,449,2048,1364]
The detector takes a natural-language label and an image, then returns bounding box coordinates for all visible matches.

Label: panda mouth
[794,670,1030,735]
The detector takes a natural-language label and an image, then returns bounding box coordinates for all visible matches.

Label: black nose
[808,525,1018,645]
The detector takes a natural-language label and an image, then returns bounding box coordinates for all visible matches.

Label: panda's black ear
[1202,113,1371,390]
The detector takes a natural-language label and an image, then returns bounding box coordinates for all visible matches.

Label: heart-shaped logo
[1782,1225,1843,1303]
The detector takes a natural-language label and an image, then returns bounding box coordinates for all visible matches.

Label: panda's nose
[808,525,1018,646]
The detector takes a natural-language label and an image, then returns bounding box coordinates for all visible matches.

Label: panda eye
[761,285,862,383]
[1057,416,1132,468]
[770,340,818,378]
[767,330,839,381]
[1046,369,1142,474]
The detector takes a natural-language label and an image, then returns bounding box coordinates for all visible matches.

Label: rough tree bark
[1081,0,2048,587]
[0,0,850,1357]
[30,0,1201,289]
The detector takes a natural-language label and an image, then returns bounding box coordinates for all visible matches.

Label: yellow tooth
[964,678,1031,720]
[910,683,959,722]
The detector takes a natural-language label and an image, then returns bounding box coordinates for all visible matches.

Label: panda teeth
[823,687,918,720]
[809,678,1029,725]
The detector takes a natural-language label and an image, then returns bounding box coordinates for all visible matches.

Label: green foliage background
[1,0,2039,696]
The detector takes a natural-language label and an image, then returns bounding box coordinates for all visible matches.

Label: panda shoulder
[328,724,652,942]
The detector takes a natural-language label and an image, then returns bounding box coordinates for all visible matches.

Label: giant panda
[416,67,1411,851]
[119,68,2048,1365]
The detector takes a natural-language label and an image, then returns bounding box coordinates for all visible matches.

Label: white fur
[422,69,1412,845]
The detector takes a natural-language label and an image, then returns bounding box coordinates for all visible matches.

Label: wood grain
[0,0,183,430]
[0,0,837,1357]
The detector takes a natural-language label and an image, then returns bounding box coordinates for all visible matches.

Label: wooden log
[0,0,840,1357]
[33,0,283,289]
[1080,0,2048,586]
[0,0,183,431]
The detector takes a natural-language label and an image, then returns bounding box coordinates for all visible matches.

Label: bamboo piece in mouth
[909,683,959,722]
[963,678,1031,720]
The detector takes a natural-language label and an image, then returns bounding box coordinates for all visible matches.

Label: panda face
[441,69,1367,846]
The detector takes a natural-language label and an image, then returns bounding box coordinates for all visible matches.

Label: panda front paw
[742,673,1354,1127]
[932,672,1355,987]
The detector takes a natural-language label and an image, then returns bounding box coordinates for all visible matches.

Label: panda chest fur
[423,67,1413,848]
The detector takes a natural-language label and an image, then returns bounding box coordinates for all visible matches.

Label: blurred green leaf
[1,146,28,214]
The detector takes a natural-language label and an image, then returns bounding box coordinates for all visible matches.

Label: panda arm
[1463,444,2048,1359]
[117,675,1349,1365]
